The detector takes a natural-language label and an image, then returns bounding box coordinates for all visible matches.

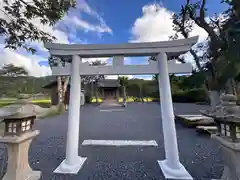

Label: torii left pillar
[54,55,87,174]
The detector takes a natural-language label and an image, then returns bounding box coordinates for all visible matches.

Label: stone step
[175,114,215,127]
[196,126,217,135]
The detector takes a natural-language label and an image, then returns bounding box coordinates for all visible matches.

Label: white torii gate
[44,36,198,179]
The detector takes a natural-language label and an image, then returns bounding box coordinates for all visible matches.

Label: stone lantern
[0,103,41,180]
[201,94,240,180]
[3,115,35,136]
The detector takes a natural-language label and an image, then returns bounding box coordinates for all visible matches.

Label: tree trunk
[139,84,144,102]
[95,84,99,103]
[236,82,240,104]
[208,90,221,110]
[91,81,94,100]
[57,76,65,112]
[123,86,127,104]
[62,76,70,104]
[57,76,70,113]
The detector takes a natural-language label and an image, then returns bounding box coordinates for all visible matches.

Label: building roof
[42,80,70,89]
[98,79,121,87]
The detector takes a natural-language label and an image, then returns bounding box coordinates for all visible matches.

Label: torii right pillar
[157,52,193,180]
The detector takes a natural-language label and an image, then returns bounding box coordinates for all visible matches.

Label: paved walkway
[98,99,122,107]
[0,103,223,180]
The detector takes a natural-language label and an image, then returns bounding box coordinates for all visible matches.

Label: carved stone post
[212,135,240,180]
[0,104,41,180]
[202,94,240,180]
[1,131,41,180]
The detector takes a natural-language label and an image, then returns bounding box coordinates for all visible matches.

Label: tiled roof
[98,79,121,87]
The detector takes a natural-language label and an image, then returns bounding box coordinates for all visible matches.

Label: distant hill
[0,76,55,97]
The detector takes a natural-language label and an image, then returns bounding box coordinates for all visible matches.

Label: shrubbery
[172,88,208,103]
[85,95,91,104]
[151,88,208,103]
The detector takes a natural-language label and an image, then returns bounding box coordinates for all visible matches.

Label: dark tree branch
[199,0,206,22]
[0,9,13,21]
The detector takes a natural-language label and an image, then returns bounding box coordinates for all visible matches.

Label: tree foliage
[0,0,75,53]
[171,0,240,92]
[0,64,28,77]
[82,60,107,84]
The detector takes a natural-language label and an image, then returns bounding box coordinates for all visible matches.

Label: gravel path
[0,103,223,180]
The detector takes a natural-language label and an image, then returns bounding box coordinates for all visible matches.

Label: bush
[152,98,160,102]
[85,95,91,104]
[0,102,13,108]
[150,91,159,99]
[133,97,142,102]
[172,88,208,103]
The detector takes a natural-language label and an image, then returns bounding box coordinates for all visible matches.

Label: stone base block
[3,170,41,180]
[212,135,240,180]
[54,156,87,174]
[158,160,193,180]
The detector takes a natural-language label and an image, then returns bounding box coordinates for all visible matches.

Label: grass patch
[90,97,153,103]
[119,97,153,102]
[0,101,14,108]
[0,99,52,108]
[31,99,51,103]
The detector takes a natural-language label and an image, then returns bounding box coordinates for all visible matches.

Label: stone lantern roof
[201,94,240,122]
[0,102,36,120]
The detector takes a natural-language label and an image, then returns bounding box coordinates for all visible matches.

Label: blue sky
[0,0,228,79]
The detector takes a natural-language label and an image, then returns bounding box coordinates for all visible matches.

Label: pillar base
[158,160,193,180]
[54,156,87,174]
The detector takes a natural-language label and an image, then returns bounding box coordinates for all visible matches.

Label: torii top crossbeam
[45,36,198,58]
[44,36,198,76]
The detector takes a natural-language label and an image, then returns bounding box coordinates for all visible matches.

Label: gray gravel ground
[0,103,223,180]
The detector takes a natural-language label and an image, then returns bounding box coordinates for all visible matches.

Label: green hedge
[85,95,91,104]
[0,102,52,108]
[151,88,208,103]
[172,88,208,103]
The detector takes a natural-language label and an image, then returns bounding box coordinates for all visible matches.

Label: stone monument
[201,94,240,180]
[0,103,41,180]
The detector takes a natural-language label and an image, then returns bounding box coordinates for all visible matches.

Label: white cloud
[130,3,208,43]
[61,0,112,35]
[66,16,112,34]
[0,0,69,77]
[28,18,70,53]
[76,0,112,34]
[129,3,209,67]
[0,0,112,77]
[0,48,51,77]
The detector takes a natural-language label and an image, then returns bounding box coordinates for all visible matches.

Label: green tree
[220,0,240,97]
[0,64,29,97]
[49,56,106,108]
[0,64,28,77]
[171,0,240,109]
[89,60,106,103]
[118,76,129,104]
[0,0,75,53]
[81,60,106,103]
[48,55,71,112]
